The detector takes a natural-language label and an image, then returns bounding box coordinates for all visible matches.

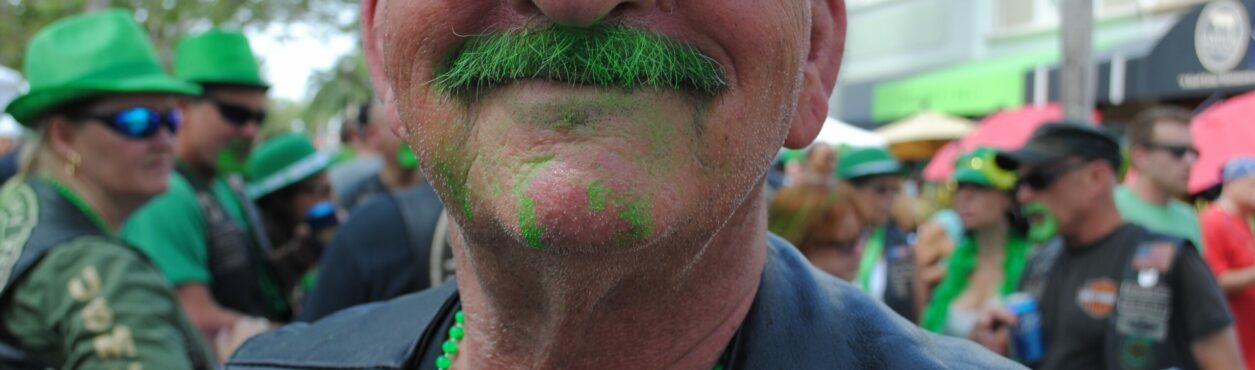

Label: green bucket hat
[953,147,1017,191]
[245,133,331,199]
[837,146,901,180]
[175,29,268,88]
[4,9,202,126]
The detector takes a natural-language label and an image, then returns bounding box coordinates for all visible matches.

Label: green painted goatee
[435,24,728,100]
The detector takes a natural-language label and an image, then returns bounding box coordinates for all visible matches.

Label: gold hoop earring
[66,152,82,176]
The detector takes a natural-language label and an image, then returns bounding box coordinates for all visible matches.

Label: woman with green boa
[921,148,1032,338]
[0,10,214,369]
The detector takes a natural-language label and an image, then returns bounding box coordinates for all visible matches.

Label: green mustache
[434,24,728,100]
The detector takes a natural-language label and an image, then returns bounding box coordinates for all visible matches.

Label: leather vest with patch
[0,179,209,370]
[1020,227,1193,370]
[177,168,268,319]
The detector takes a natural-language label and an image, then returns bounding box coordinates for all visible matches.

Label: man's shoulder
[753,236,1022,368]
[227,282,458,370]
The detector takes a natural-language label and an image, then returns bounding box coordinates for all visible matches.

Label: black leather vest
[0,178,209,370]
[176,167,270,319]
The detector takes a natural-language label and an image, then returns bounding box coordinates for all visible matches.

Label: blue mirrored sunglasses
[73,107,181,139]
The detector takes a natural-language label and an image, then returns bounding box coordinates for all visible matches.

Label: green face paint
[511,155,556,250]
[518,197,544,249]
[435,161,473,220]
[435,24,727,101]
[397,144,420,170]
[586,181,608,212]
[215,139,251,175]
[615,199,654,244]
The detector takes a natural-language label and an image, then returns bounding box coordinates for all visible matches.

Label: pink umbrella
[922,104,1099,182]
[1189,91,1255,194]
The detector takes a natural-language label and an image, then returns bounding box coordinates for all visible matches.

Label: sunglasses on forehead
[70,107,181,139]
[1143,143,1199,159]
[207,98,266,126]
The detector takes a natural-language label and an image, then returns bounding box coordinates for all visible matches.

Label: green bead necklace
[44,178,114,238]
[435,310,732,369]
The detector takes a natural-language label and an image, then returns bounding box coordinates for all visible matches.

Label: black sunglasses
[1143,143,1199,159]
[1017,161,1089,191]
[71,107,181,139]
[207,98,266,126]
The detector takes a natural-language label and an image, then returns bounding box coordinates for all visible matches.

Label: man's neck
[1127,175,1171,205]
[1064,201,1126,248]
[451,186,768,369]
[379,163,423,190]
[175,153,216,182]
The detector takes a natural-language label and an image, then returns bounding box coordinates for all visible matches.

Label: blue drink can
[1007,293,1044,364]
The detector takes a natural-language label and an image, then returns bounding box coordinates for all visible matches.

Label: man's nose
[512,0,658,27]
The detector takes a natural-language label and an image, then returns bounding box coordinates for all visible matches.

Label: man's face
[180,88,266,169]
[366,1,837,253]
[1015,159,1101,238]
[851,175,901,225]
[1134,121,1197,196]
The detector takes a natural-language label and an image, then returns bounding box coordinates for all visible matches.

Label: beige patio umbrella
[875,111,974,161]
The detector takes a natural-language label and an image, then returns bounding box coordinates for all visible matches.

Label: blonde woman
[0,10,213,369]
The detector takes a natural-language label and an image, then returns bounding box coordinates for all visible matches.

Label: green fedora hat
[4,9,202,126]
[175,29,268,88]
[245,133,331,199]
[837,146,902,180]
[953,147,1017,191]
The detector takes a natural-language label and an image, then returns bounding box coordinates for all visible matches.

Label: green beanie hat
[245,133,330,199]
[953,147,1018,191]
[4,9,202,126]
[175,29,268,88]
[837,146,901,180]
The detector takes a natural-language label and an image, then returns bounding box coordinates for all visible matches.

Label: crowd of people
[768,114,1254,368]
[0,1,1251,370]
[0,9,452,369]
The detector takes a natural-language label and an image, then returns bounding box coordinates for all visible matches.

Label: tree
[0,0,357,69]
[301,51,372,135]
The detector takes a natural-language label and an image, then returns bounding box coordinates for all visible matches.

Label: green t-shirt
[122,174,211,285]
[1,238,215,369]
[1114,185,1203,251]
[123,173,290,320]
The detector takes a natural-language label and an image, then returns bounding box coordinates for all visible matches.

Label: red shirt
[1201,205,1255,366]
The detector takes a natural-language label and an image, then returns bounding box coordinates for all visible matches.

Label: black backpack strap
[389,186,448,290]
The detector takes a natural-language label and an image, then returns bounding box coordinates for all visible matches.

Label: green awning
[871,49,1058,122]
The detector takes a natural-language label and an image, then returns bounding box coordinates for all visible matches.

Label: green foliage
[0,0,357,70]
[434,24,727,100]
[302,51,372,135]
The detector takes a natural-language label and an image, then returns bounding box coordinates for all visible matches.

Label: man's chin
[487,156,670,255]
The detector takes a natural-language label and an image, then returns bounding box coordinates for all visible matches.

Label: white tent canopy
[874,111,973,144]
[0,65,24,138]
[813,117,886,148]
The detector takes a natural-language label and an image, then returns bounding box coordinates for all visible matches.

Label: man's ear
[784,0,846,149]
[362,0,390,104]
[1129,145,1148,170]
